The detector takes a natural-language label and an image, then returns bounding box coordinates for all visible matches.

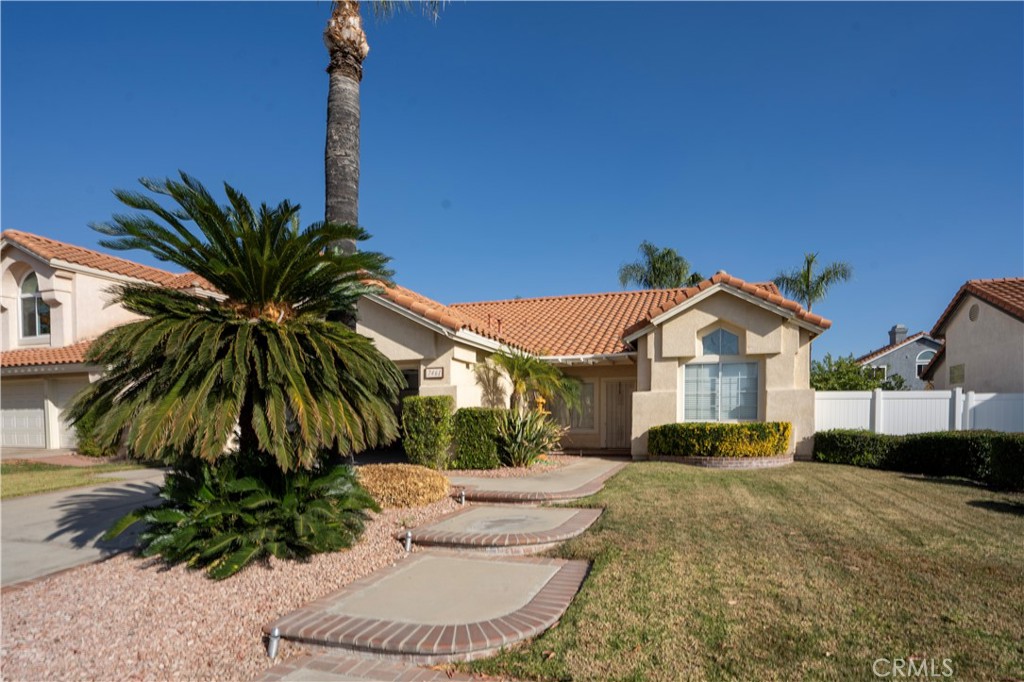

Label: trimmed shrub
[813,430,898,469]
[401,395,454,470]
[73,412,118,458]
[499,410,566,468]
[648,422,792,458]
[452,407,504,470]
[103,453,378,580]
[813,429,1024,491]
[357,463,450,508]
[988,434,1024,491]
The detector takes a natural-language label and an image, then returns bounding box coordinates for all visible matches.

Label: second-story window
[20,272,51,338]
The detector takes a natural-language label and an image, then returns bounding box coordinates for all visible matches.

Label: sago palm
[491,348,581,415]
[772,252,853,312]
[618,240,703,289]
[66,172,403,472]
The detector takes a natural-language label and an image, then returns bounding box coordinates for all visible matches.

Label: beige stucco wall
[1,246,142,351]
[630,289,817,457]
[931,295,1024,393]
[356,297,505,410]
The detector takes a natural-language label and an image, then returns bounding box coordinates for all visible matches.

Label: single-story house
[1,229,832,457]
[856,324,943,390]
[922,277,1024,393]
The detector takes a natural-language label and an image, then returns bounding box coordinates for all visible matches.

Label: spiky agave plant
[67,172,403,472]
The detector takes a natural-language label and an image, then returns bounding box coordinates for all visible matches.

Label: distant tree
[811,354,908,391]
[773,252,853,312]
[618,241,703,289]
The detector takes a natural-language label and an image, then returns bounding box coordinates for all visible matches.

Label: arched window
[686,328,757,421]
[916,350,936,377]
[20,273,50,338]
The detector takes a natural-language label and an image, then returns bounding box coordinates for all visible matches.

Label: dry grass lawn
[463,462,1024,681]
[0,460,143,499]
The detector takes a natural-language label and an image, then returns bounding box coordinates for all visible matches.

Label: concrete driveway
[1,468,166,587]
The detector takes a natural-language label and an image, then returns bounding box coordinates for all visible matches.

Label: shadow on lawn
[46,481,162,551]
[899,474,988,490]
[967,499,1024,517]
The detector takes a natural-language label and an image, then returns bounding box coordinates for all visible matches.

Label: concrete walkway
[1,469,166,588]
[261,456,626,679]
[449,457,626,502]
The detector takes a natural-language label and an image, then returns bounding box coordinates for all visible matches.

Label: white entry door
[1,380,46,448]
[603,380,635,449]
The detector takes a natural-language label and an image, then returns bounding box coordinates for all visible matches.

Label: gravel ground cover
[448,454,578,479]
[1,497,458,682]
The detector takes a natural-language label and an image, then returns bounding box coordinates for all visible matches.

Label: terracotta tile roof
[1,340,93,368]
[2,230,215,291]
[623,272,831,338]
[930,277,1024,336]
[855,332,942,365]
[450,289,689,356]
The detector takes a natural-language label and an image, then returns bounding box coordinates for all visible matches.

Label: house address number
[424,367,444,380]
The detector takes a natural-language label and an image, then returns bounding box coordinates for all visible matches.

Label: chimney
[888,324,908,346]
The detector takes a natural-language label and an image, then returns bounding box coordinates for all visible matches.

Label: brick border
[264,554,589,664]
[399,506,602,553]
[454,461,627,503]
[654,455,794,469]
[255,652,481,681]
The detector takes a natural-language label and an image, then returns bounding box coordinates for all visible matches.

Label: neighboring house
[0,230,216,448]
[1,230,832,457]
[922,277,1024,393]
[856,324,943,390]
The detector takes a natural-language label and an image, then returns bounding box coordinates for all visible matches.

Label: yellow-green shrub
[648,422,792,458]
[356,464,450,509]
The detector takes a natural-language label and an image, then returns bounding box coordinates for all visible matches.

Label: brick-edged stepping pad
[401,505,601,554]
[265,553,588,664]
[449,458,627,503]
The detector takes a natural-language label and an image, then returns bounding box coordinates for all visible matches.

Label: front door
[603,380,635,449]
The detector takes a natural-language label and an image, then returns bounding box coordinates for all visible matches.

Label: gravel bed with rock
[0,497,458,682]
[447,453,578,478]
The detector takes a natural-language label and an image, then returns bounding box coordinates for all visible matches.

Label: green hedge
[648,422,792,458]
[813,429,1024,491]
[451,407,504,470]
[401,396,454,470]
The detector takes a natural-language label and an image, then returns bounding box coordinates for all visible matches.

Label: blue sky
[3,2,1021,359]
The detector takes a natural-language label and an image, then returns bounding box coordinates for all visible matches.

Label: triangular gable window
[702,328,739,356]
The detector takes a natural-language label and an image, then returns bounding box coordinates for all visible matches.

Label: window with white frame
[19,273,50,338]
[684,328,757,421]
[916,350,936,377]
[551,381,596,431]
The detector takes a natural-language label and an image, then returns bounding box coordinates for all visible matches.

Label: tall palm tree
[67,172,403,472]
[491,348,581,415]
[323,1,442,253]
[618,240,703,290]
[772,252,853,312]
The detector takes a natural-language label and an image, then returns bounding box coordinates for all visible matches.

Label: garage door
[54,377,91,448]
[1,380,46,448]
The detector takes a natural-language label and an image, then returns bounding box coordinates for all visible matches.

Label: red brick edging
[254,651,481,681]
[455,462,628,503]
[264,555,589,664]
[399,507,602,553]
[654,455,794,469]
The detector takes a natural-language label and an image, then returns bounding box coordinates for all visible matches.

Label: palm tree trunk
[324,0,368,255]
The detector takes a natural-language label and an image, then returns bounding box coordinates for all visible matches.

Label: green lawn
[464,462,1024,681]
[0,460,144,499]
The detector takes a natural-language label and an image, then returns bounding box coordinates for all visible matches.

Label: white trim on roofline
[363,293,507,354]
[540,352,637,365]
[622,283,827,344]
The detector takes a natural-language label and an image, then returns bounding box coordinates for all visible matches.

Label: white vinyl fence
[815,389,1024,435]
